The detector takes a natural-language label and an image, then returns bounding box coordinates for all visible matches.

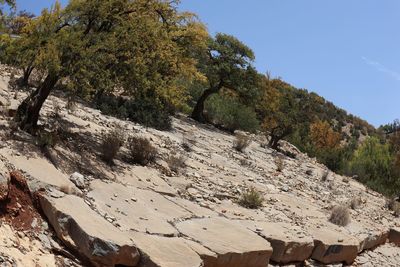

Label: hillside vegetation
[0,0,399,197]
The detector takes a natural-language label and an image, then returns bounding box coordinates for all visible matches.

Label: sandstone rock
[240,221,314,264]
[389,228,400,246]
[69,172,85,189]
[309,226,359,264]
[176,217,272,267]
[131,233,203,267]
[88,180,190,235]
[39,193,139,267]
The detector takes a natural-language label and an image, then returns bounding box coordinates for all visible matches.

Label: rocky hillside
[0,71,399,267]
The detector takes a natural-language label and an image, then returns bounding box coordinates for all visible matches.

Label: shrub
[205,94,259,133]
[101,126,125,164]
[274,156,285,172]
[233,133,251,152]
[167,154,187,173]
[321,170,329,182]
[238,187,264,209]
[329,205,351,226]
[387,198,400,217]
[181,136,195,152]
[350,196,363,210]
[36,130,58,149]
[96,93,172,130]
[127,136,157,166]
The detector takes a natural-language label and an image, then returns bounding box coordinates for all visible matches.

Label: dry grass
[167,154,187,173]
[350,196,363,210]
[127,135,157,166]
[274,156,285,172]
[233,133,251,153]
[238,187,264,209]
[329,205,351,226]
[59,185,83,197]
[101,125,125,164]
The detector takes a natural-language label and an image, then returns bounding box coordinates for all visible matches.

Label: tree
[348,137,399,196]
[10,0,207,133]
[310,120,341,149]
[258,77,300,149]
[191,33,259,122]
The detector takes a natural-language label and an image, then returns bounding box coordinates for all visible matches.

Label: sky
[12,0,400,127]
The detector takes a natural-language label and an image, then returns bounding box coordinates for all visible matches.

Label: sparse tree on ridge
[191,33,260,123]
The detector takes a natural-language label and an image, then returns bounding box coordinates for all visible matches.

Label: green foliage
[191,33,260,122]
[5,0,208,131]
[347,137,399,195]
[205,94,259,133]
[96,93,172,131]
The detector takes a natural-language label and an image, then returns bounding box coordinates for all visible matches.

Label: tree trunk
[15,73,59,133]
[268,135,280,150]
[191,82,223,123]
[21,66,34,87]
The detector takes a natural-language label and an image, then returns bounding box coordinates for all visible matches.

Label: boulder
[389,228,400,246]
[309,226,359,265]
[39,193,139,267]
[69,172,85,189]
[176,217,272,267]
[240,221,314,264]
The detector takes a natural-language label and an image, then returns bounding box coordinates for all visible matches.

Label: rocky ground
[0,68,399,267]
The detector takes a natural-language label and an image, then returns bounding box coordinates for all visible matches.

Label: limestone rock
[309,226,359,265]
[39,193,140,267]
[69,172,85,189]
[240,221,314,264]
[131,233,203,267]
[176,217,272,267]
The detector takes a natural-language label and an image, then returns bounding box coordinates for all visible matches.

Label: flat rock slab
[1,147,75,188]
[88,180,191,235]
[345,222,389,251]
[389,228,400,246]
[131,233,203,267]
[39,193,140,267]
[308,225,359,265]
[240,221,314,264]
[117,166,177,196]
[176,217,272,267]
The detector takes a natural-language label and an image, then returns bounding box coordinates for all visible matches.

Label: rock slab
[176,217,272,267]
[39,193,139,267]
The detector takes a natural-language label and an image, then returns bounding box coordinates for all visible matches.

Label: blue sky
[13,0,400,127]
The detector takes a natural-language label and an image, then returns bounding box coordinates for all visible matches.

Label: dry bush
[321,170,330,182]
[59,185,83,197]
[238,187,264,209]
[167,154,187,173]
[127,135,157,166]
[101,126,125,164]
[387,198,400,217]
[36,130,59,149]
[274,156,285,172]
[350,196,363,210]
[233,133,251,152]
[329,205,351,226]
